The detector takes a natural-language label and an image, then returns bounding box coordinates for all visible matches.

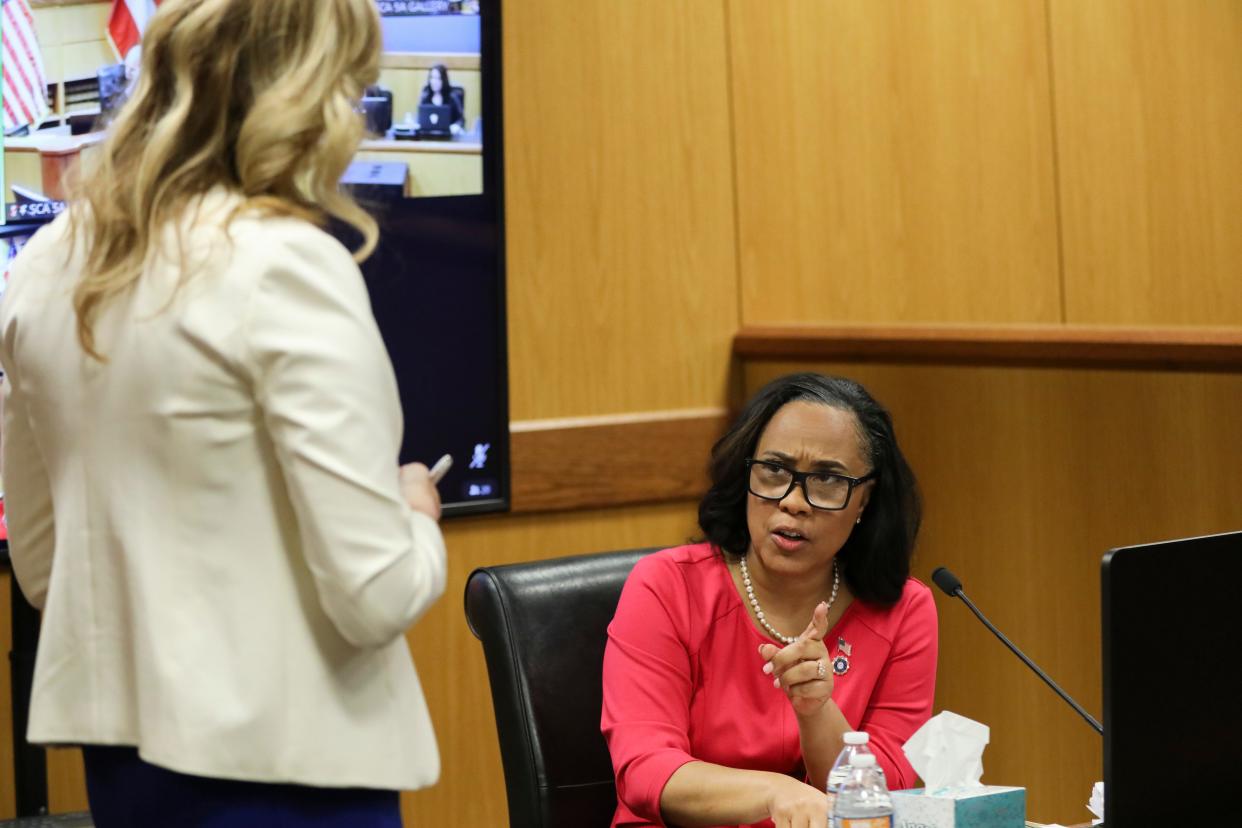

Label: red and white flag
[2,0,49,133]
[107,0,161,60]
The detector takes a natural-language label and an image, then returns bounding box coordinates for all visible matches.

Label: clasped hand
[757,600,833,717]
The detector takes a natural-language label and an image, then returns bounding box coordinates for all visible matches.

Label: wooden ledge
[734,323,1242,372]
[4,133,105,156]
[358,138,482,155]
[509,408,727,514]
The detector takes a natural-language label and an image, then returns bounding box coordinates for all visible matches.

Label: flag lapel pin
[832,637,852,676]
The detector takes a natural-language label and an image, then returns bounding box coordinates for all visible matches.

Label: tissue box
[890,786,1025,828]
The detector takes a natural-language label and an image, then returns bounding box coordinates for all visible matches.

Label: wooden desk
[3,132,483,201]
[358,136,483,155]
[355,135,483,197]
[3,134,104,202]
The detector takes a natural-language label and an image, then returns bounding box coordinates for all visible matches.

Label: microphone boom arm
[954,589,1103,735]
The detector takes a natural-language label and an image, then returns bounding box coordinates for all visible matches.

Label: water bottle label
[838,818,892,828]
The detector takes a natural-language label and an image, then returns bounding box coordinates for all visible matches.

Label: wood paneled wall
[30,2,114,86]
[726,2,1242,822]
[5,0,1239,826]
[729,0,1062,325]
[503,0,738,419]
[1050,0,1242,324]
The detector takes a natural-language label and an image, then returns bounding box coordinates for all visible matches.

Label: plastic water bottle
[831,753,893,828]
[825,731,884,817]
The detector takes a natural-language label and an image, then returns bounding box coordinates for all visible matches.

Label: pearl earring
[856,516,862,524]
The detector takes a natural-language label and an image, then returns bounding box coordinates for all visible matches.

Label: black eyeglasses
[745,459,875,511]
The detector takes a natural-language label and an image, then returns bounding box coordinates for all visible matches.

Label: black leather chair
[465,548,657,828]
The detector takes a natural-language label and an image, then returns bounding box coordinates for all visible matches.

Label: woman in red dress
[603,373,937,828]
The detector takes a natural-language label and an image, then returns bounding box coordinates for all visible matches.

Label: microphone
[931,566,1103,735]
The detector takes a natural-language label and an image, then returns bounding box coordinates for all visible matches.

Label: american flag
[108,0,161,60]
[2,0,49,134]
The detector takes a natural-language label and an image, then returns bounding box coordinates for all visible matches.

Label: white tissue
[1087,781,1103,825]
[901,711,990,792]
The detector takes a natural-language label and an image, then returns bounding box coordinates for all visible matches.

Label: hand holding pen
[400,454,451,520]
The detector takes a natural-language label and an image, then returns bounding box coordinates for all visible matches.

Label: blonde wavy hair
[68,0,382,359]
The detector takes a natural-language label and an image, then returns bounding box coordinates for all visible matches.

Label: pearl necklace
[739,555,839,645]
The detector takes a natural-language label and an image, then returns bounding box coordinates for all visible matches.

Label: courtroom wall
[729,1,1242,823]
[3,1,1239,825]
[31,2,113,81]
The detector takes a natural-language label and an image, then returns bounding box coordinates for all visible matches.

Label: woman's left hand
[758,601,833,717]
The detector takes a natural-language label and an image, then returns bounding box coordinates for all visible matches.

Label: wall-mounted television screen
[348,0,509,515]
[2,0,509,516]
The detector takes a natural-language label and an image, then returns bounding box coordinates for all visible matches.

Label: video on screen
[349,1,486,201]
[1,0,484,243]
[3,0,507,515]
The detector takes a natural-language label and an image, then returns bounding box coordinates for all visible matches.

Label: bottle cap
[843,731,869,745]
[852,753,877,767]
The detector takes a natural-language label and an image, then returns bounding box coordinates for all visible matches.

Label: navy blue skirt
[82,746,402,828]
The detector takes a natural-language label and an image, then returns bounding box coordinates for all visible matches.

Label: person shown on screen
[602,373,937,828]
[420,62,466,134]
[0,1,446,826]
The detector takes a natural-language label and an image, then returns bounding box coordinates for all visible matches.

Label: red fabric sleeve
[857,583,939,790]
[601,555,699,825]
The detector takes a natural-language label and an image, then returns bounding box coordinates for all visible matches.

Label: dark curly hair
[698,373,921,606]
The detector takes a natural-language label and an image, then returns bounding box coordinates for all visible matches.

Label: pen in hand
[400,455,450,519]
[428,454,453,484]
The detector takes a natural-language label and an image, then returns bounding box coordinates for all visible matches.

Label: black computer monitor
[1101,530,1242,824]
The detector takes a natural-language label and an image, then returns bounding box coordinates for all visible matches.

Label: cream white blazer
[0,197,446,790]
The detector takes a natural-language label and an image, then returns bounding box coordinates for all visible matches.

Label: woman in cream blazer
[0,1,444,825]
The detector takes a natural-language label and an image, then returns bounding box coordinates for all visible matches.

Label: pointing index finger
[800,601,830,643]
